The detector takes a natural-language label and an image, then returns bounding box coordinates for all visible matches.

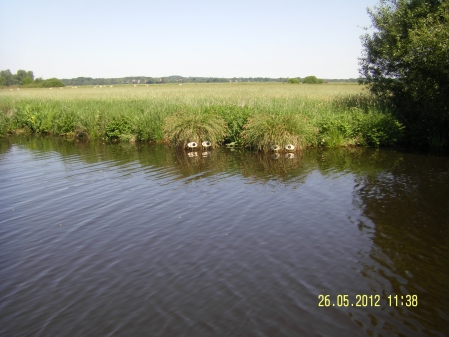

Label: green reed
[0,83,404,148]
[162,109,228,148]
[241,113,318,151]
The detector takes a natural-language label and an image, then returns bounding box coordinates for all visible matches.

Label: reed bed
[0,83,404,149]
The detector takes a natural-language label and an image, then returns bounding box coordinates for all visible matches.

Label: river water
[0,136,448,337]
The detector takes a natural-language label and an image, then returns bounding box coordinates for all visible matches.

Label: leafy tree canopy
[359,0,449,147]
[287,78,300,84]
[303,76,324,84]
[40,78,65,88]
[22,77,33,85]
[0,69,34,86]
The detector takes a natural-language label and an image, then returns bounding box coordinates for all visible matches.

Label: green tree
[287,78,300,84]
[0,69,17,86]
[0,69,35,86]
[40,78,65,87]
[359,0,449,147]
[302,76,323,84]
[16,70,28,82]
[22,77,33,85]
[16,69,34,85]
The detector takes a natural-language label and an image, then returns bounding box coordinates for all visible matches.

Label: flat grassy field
[0,83,403,149]
[1,82,365,100]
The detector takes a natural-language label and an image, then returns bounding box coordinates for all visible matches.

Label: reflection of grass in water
[157,148,243,181]
[0,139,11,154]
[6,135,404,184]
[240,151,307,181]
[315,147,402,178]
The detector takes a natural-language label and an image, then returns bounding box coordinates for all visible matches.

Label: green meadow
[0,83,403,150]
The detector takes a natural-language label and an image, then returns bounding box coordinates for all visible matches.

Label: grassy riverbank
[0,83,403,150]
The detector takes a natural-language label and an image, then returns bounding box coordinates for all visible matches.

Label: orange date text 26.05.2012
[318,295,418,307]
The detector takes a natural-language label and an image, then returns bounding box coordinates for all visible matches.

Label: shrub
[40,78,65,88]
[316,107,404,147]
[287,78,300,84]
[104,116,134,141]
[53,109,77,136]
[303,76,324,84]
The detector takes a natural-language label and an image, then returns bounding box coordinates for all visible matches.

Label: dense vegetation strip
[0,84,403,150]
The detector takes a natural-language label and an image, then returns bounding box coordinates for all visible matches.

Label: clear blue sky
[0,0,379,79]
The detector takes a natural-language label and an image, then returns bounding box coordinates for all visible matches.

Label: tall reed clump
[202,105,253,144]
[162,109,228,148]
[241,113,318,151]
[0,99,15,136]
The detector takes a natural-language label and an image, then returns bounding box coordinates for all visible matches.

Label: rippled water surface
[1,136,448,337]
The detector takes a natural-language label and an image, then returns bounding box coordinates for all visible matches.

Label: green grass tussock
[242,113,318,151]
[162,109,227,148]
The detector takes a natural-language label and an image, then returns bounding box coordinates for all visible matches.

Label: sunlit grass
[162,109,227,148]
[0,82,366,102]
[0,83,403,148]
[242,113,318,151]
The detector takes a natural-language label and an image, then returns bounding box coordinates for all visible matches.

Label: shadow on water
[356,152,449,335]
[1,135,448,336]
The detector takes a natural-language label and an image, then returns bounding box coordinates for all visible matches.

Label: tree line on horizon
[0,69,65,88]
[0,69,35,86]
[0,70,358,87]
[60,76,357,86]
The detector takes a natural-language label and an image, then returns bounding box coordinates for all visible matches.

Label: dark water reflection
[0,136,448,337]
